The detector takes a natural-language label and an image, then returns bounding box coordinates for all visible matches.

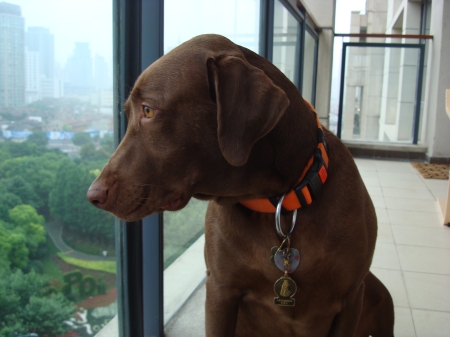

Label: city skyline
[2,0,112,68]
[1,1,113,107]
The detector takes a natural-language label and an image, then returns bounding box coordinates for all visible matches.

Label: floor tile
[382,187,435,200]
[372,242,401,270]
[380,178,428,190]
[384,197,441,213]
[367,185,383,197]
[377,222,394,244]
[412,309,450,337]
[392,225,450,249]
[376,208,390,223]
[394,307,417,337]
[376,161,417,173]
[371,195,386,208]
[378,172,423,183]
[387,209,443,228]
[371,268,409,307]
[364,176,381,187]
[354,158,379,171]
[404,272,450,312]
[397,245,450,275]
[422,179,449,200]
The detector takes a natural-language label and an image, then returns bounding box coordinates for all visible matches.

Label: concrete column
[424,0,450,161]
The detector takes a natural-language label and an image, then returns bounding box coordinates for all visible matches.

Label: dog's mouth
[161,196,182,211]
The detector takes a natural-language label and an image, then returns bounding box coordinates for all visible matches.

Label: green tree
[0,222,29,270]
[0,141,48,158]
[22,293,75,336]
[0,269,74,336]
[49,162,114,244]
[100,133,115,154]
[26,130,49,147]
[72,131,92,146]
[1,176,43,210]
[9,205,46,255]
[0,149,11,165]
[0,153,69,216]
[0,183,21,221]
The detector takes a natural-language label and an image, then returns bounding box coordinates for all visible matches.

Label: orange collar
[240,113,329,213]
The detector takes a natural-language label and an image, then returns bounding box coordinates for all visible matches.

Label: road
[45,221,116,262]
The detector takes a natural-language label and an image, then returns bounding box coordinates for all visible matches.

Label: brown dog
[87,34,394,337]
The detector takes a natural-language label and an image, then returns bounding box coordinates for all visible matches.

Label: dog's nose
[86,187,108,208]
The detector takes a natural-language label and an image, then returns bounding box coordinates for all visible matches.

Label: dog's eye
[143,106,155,118]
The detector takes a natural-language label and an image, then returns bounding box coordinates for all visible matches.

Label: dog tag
[274,275,297,306]
[269,246,278,264]
[273,248,300,273]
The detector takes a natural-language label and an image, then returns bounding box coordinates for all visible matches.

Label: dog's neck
[240,103,329,212]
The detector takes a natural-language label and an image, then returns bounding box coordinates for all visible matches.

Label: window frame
[267,0,319,103]
[337,42,426,144]
[113,0,164,336]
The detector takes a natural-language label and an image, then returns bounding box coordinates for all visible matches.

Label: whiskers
[132,182,162,188]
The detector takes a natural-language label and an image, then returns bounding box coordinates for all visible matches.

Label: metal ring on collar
[275,194,298,238]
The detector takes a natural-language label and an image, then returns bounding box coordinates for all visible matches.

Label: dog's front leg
[205,276,240,337]
[327,282,365,337]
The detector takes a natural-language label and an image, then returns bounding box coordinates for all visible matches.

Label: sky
[5,0,366,70]
[335,0,366,33]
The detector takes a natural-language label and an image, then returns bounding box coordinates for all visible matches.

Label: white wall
[425,0,450,160]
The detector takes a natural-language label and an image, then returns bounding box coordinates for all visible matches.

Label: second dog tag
[273,248,300,273]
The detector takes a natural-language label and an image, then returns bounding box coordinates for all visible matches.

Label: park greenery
[0,129,115,336]
[0,105,210,334]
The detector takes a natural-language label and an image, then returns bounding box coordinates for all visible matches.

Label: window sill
[95,234,206,337]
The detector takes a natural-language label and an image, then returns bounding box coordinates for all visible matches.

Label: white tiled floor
[355,158,450,337]
[166,159,450,337]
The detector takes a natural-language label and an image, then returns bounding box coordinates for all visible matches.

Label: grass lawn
[57,252,116,274]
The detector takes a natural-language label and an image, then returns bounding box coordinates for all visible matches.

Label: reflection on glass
[302,30,316,104]
[163,0,260,269]
[272,0,300,85]
[341,46,420,143]
[0,1,116,336]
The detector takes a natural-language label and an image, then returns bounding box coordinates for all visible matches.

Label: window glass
[0,1,116,336]
[164,0,260,54]
[302,29,316,104]
[272,0,300,86]
[163,0,260,269]
[340,45,421,143]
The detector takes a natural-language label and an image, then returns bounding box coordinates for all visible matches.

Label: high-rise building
[0,2,25,107]
[26,27,54,79]
[25,49,40,104]
[94,55,111,91]
[64,42,93,97]
[25,26,60,102]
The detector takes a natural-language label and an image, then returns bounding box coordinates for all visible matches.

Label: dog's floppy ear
[208,56,289,166]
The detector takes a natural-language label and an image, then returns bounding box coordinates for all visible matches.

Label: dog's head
[86,34,289,221]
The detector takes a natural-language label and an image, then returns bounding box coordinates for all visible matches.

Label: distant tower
[25,49,40,103]
[0,2,25,107]
[94,55,111,90]
[26,27,54,79]
[65,42,93,96]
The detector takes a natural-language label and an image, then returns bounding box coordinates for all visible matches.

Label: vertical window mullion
[259,0,275,60]
[114,0,164,336]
